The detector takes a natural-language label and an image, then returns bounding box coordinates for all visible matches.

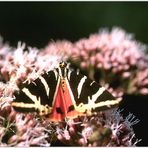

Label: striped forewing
[68,70,121,111]
[12,70,57,114]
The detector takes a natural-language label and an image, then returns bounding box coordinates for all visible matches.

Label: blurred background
[0,2,148,49]
[0,2,147,146]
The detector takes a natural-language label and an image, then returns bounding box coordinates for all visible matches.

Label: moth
[12,61,122,122]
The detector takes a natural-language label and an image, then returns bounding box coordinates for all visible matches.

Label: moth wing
[12,70,58,115]
[68,69,122,112]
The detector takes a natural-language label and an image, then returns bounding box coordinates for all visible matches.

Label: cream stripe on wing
[58,67,62,77]
[91,87,106,102]
[67,70,72,80]
[65,77,76,105]
[53,69,58,80]
[52,77,60,106]
[90,81,95,86]
[11,102,36,108]
[39,76,49,96]
[92,97,122,108]
[22,88,42,110]
[77,76,87,99]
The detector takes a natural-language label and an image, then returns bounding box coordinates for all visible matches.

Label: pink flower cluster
[131,68,148,94]
[42,40,73,58]
[56,110,140,146]
[69,27,148,95]
[72,28,146,70]
[0,41,64,86]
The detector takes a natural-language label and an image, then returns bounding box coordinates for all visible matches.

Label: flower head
[69,27,148,95]
[56,110,140,146]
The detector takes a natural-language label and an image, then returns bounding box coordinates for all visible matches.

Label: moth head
[59,61,67,69]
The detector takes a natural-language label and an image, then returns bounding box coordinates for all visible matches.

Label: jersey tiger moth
[12,61,122,122]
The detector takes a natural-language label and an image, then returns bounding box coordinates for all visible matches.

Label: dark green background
[0,2,148,49]
[0,2,148,146]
